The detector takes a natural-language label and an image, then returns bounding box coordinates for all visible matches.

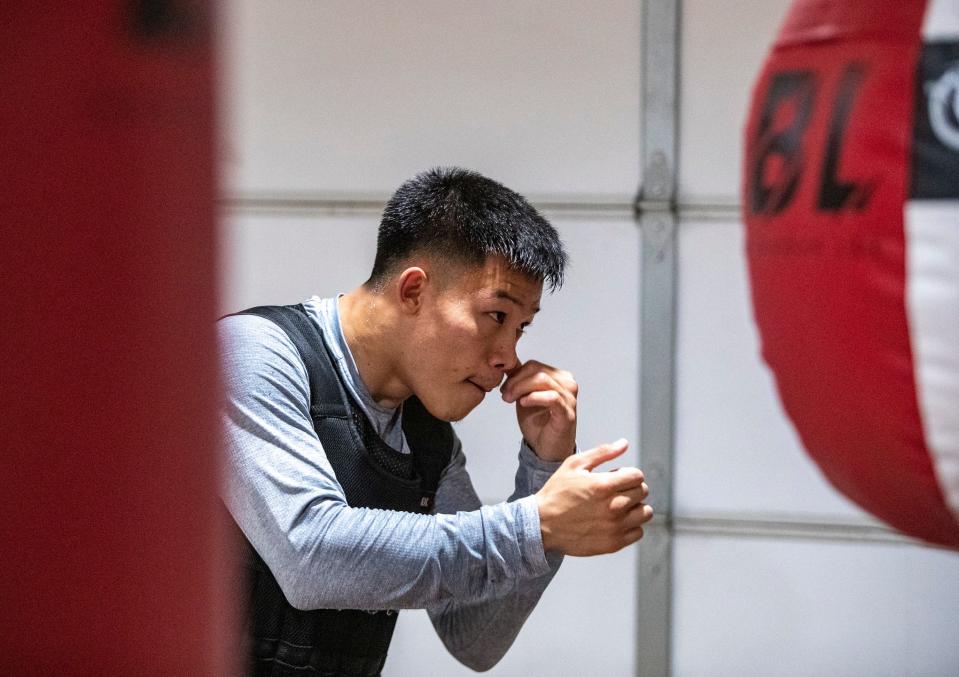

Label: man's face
[404,256,543,422]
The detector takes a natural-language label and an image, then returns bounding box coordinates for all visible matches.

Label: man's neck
[337,288,411,409]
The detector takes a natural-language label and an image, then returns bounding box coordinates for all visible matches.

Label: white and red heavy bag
[744,0,959,549]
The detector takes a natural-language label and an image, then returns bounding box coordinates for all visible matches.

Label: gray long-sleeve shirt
[219,296,564,671]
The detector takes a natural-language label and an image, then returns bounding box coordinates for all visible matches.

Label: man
[220,167,653,676]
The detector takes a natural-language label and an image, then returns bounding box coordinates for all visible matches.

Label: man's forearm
[423,441,565,671]
[426,557,561,672]
[227,474,551,612]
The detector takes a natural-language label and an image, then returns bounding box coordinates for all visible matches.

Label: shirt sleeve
[218,313,554,616]
[427,439,566,671]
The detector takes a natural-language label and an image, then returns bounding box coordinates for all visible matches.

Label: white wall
[220,0,641,200]
[218,1,959,676]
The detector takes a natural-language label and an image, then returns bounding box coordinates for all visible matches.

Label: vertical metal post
[636,1,680,677]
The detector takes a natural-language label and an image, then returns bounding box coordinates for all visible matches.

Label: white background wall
[217,2,959,676]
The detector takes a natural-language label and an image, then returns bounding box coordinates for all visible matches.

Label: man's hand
[535,439,653,556]
[501,360,578,462]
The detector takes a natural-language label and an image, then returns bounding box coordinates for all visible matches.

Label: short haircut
[367,167,568,291]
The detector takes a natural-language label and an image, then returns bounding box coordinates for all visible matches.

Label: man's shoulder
[217,309,309,384]
[218,310,293,347]
[218,298,328,345]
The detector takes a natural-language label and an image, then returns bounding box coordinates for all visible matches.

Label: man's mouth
[466,379,493,393]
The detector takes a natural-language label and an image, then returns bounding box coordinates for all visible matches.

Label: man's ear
[396,267,429,315]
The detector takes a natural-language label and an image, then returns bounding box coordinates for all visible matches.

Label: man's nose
[489,340,520,373]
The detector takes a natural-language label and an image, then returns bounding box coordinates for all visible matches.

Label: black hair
[367,167,567,291]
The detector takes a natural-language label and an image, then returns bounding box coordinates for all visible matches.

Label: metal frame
[636,1,681,676]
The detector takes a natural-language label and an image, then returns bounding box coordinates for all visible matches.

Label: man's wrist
[535,492,559,552]
[523,438,575,463]
[521,439,571,467]
[516,495,553,574]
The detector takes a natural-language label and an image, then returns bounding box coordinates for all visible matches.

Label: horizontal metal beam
[222,192,742,221]
[673,513,943,548]
[468,502,936,549]
[223,191,638,219]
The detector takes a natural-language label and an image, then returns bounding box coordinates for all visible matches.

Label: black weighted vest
[232,304,454,677]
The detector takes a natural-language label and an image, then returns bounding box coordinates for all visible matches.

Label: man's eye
[488,311,507,324]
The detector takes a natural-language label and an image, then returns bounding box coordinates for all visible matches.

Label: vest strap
[236,304,348,418]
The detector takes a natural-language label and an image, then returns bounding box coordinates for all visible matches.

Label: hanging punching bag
[744,0,959,549]
[0,2,233,673]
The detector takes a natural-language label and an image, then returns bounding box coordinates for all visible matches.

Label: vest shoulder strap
[231,304,347,418]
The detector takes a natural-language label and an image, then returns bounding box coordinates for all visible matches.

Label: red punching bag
[744,0,959,549]
[0,2,233,673]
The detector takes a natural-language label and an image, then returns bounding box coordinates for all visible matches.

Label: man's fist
[501,359,578,462]
[535,439,653,556]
